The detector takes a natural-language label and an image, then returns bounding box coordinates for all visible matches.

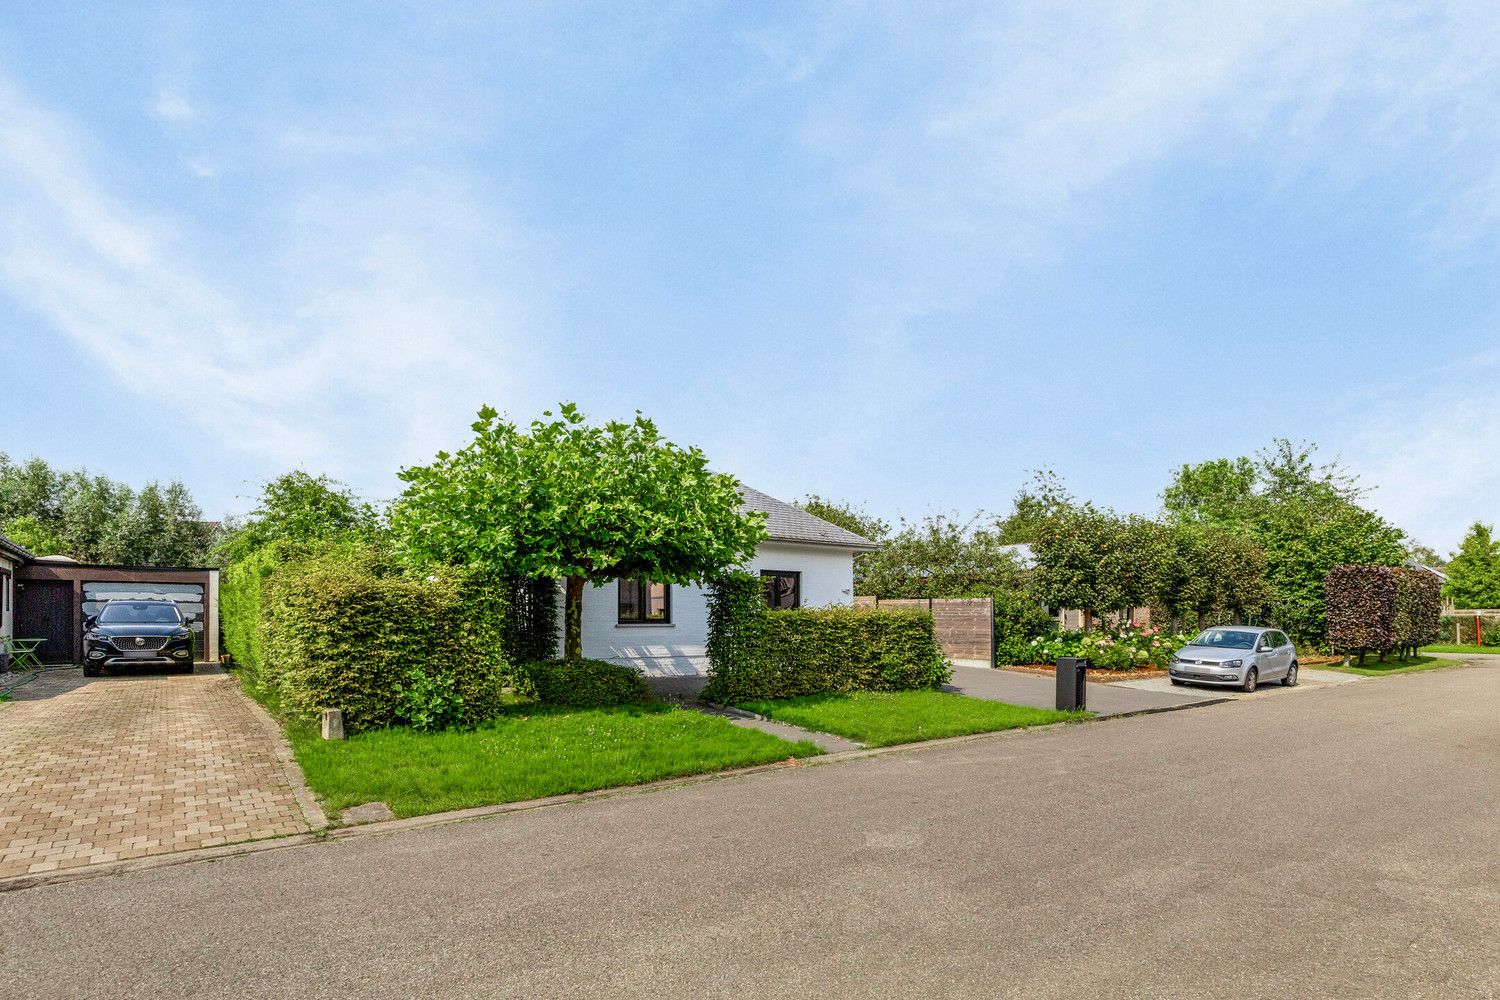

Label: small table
[4,638,45,671]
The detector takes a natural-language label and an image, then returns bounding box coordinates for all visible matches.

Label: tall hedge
[703,573,951,703]
[1325,565,1441,661]
[260,550,510,732]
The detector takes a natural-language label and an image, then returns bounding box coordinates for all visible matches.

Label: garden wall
[855,596,993,667]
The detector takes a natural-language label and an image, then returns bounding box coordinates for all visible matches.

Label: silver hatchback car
[1168,626,1298,692]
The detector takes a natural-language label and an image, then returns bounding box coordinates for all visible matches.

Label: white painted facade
[567,541,863,676]
[0,549,16,646]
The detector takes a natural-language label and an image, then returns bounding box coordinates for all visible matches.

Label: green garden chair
[4,637,45,671]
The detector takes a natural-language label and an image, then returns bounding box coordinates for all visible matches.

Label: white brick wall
[567,540,859,675]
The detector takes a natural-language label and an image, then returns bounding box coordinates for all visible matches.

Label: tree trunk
[564,576,586,660]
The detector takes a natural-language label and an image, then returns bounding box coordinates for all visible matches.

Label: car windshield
[98,603,182,625]
[1191,629,1258,650]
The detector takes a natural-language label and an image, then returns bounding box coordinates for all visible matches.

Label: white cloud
[152,88,197,122]
[0,75,548,500]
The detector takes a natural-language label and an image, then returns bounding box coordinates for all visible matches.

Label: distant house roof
[1410,562,1448,583]
[738,485,880,551]
[0,532,33,562]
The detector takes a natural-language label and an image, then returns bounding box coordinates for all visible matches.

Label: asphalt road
[4,662,1498,999]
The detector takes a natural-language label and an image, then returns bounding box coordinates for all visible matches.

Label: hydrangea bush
[1023,623,1196,671]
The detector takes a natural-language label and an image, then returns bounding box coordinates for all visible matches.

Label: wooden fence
[854,596,993,668]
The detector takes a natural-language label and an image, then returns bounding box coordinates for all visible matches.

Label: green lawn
[736,689,1088,748]
[1420,644,1500,655]
[288,704,822,818]
[1324,654,1455,676]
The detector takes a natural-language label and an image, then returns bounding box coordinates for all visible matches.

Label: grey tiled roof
[738,485,880,551]
[0,532,33,561]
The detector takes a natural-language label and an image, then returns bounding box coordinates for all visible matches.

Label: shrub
[703,575,951,703]
[398,666,467,733]
[985,586,1062,665]
[1021,624,1194,670]
[517,658,653,708]
[219,542,283,674]
[260,548,508,732]
[1326,565,1441,661]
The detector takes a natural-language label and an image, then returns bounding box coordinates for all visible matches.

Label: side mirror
[83,615,97,629]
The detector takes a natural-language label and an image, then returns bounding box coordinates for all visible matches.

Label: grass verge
[1420,644,1500,655]
[283,703,821,819]
[1323,654,1454,676]
[737,689,1089,748]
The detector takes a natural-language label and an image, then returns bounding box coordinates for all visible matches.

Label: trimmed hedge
[703,573,951,703]
[1326,565,1441,661]
[260,547,509,732]
[517,658,653,708]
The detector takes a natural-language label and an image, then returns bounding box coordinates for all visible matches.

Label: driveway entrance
[0,666,312,879]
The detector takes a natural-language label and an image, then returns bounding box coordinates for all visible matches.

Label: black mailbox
[1056,657,1088,711]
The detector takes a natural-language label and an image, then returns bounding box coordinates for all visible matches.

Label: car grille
[116,636,168,651]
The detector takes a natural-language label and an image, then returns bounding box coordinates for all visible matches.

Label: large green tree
[0,452,217,565]
[1031,507,1175,619]
[390,403,766,659]
[217,471,380,563]
[1444,522,1500,609]
[1161,439,1406,643]
[855,514,1020,599]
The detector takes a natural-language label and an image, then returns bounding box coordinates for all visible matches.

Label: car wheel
[177,662,195,675]
[83,664,101,678]
[1170,678,1185,686]
[1241,667,1258,693]
[1282,661,1299,687]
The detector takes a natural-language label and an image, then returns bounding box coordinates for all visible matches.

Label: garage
[12,557,219,666]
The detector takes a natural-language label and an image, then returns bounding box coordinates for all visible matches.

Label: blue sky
[2,2,1499,552]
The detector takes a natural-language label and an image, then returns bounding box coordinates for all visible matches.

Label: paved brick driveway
[0,666,312,878]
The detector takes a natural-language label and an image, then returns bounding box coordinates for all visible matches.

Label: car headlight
[1222,659,1242,669]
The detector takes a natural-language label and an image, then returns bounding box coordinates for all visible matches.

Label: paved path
[5,659,1495,998]
[0,666,311,878]
[945,663,1216,715]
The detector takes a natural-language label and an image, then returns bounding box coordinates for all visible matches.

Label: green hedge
[220,542,284,673]
[703,573,951,703]
[1326,565,1441,660]
[260,548,509,732]
[517,658,653,708]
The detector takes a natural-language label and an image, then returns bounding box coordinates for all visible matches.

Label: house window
[618,578,671,624]
[761,570,801,610]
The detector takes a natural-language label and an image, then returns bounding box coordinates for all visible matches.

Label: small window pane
[645,582,669,621]
[618,580,640,622]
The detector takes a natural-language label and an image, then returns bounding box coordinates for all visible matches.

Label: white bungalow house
[0,532,28,667]
[567,485,879,675]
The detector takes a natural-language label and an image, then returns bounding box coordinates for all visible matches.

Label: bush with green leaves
[515,657,654,708]
[1325,565,1441,662]
[703,574,950,703]
[1021,624,1194,670]
[259,546,508,732]
[984,586,1059,665]
[398,667,467,732]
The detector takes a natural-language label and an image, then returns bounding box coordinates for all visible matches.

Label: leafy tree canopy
[796,496,890,544]
[390,403,766,658]
[1162,440,1405,643]
[0,452,216,566]
[2,515,66,557]
[218,471,380,563]
[1444,521,1500,610]
[856,513,1020,599]
[996,470,1075,544]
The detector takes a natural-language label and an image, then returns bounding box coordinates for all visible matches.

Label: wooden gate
[15,580,75,664]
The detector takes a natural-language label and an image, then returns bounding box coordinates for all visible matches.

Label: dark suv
[83,600,195,677]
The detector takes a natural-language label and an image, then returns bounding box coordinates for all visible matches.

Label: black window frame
[617,578,671,625]
[760,570,801,610]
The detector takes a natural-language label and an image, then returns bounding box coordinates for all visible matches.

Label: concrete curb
[0,691,1233,895]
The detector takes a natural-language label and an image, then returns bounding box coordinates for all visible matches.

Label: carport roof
[738,485,880,551]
